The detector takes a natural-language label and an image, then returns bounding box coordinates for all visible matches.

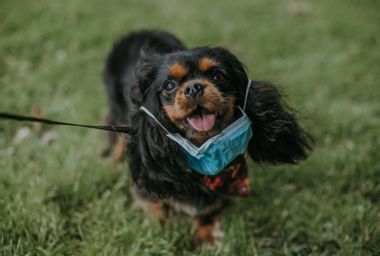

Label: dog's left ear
[222,49,313,164]
[244,80,313,164]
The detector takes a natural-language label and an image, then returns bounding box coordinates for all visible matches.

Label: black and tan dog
[102,30,312,245]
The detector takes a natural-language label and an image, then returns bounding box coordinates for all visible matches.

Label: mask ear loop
[140,106,170,134]
[243,80,252,111]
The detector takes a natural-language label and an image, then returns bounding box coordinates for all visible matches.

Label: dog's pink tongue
[187,114,216,132]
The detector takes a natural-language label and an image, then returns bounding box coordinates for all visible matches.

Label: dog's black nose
[184,83,203,99]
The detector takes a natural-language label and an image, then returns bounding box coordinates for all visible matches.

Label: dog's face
[136,47,248,146]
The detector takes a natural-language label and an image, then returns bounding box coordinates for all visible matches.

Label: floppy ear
[130,49,160,105]
[244,80,313,164]
[208,47,312,164]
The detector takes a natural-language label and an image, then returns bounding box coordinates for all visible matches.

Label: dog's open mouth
[186,108,217,132]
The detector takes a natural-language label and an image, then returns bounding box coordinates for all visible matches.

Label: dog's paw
[194,224,224,246]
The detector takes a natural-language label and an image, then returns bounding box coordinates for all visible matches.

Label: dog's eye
[212,71,225,82]
[163,81,177,93]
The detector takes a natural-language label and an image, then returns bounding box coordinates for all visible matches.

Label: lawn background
[1,0,379,255]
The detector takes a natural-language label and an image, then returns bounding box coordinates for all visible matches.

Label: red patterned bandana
[201,155,250,197]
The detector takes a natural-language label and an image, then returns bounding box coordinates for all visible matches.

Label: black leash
[0,112,131,134]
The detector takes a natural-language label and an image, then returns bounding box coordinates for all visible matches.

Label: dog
[102,30,312,245]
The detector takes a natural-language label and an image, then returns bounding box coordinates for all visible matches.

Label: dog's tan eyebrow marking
[167,62,188,79]
[198,58,218,72]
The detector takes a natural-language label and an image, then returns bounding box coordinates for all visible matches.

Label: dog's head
[130,46,312,199]
[134,47,249,146]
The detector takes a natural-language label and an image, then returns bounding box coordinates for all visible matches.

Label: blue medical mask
[140,80,253,176]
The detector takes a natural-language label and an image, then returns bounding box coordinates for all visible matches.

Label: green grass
[1,0,379,255]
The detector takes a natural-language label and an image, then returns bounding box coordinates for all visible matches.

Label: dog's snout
[184,83,203,99]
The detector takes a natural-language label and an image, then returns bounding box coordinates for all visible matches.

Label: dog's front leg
[193,214,223,246]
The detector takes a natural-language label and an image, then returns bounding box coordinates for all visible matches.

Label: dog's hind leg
[131,186,169,226]
[113,134,127,161]
[101,113,128,161]
[101,113,118,158]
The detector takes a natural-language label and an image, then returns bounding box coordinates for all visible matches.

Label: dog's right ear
[130,49,161,106]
